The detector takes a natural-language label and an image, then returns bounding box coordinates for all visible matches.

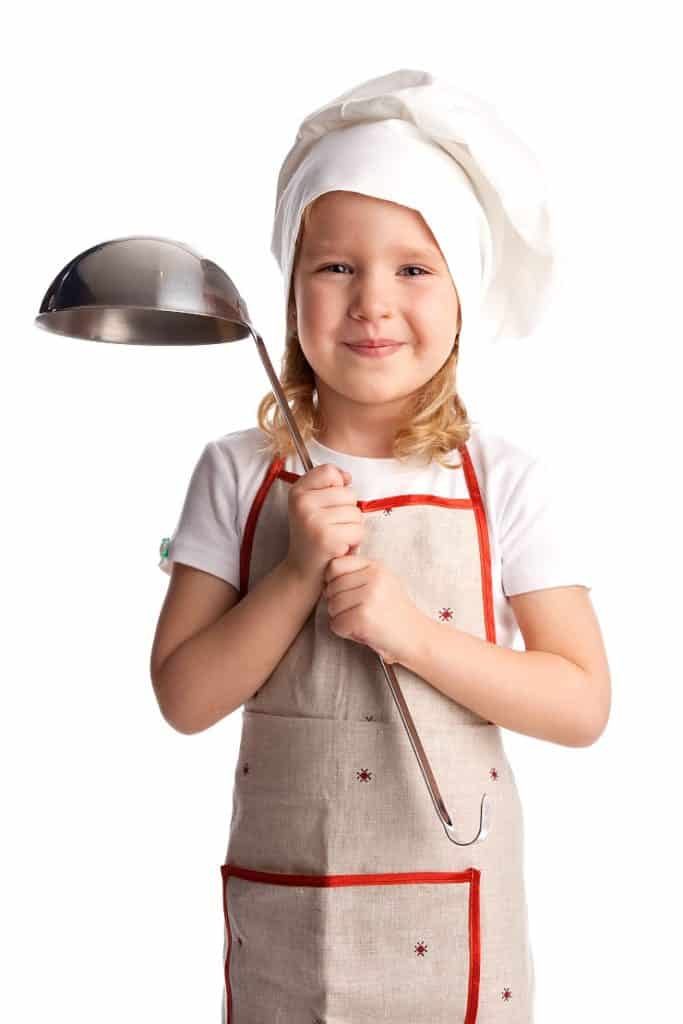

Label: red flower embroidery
[438,607,454,622]
[489,767,499,781]
[414,939,428,956]
[356,768,373,782]
[501,987,512,1001]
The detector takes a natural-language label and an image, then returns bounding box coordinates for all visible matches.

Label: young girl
[152,70,610,1023]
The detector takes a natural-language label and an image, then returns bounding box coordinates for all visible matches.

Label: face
[290,190,461,449]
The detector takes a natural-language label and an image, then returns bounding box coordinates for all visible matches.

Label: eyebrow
[305,242,441,261]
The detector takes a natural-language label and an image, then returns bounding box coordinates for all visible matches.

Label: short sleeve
[158,440,241,588]
[500,454,592,597]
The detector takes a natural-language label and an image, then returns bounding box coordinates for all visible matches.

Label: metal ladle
[34,234,490,846]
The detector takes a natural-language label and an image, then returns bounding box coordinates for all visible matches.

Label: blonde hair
[256,196,473,470]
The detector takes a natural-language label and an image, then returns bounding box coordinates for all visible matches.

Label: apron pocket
[220,862,481,1023]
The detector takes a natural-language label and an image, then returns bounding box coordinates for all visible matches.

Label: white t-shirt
[158,424,592,649]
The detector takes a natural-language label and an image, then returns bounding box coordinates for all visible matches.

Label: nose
[346,269,394,321]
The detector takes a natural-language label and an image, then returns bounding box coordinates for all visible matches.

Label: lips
[344,339,404,349]
[344,342,404,359]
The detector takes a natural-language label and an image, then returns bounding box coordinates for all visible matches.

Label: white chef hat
[270,68,555,345]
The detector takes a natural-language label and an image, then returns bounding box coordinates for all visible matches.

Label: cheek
[300,287,344,327]
[416,298,458,343]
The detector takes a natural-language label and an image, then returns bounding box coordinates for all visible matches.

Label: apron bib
[219,443,535,1022]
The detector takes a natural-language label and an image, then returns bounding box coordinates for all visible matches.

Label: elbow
[159,696,207,736]
[569,665,612,747]
[574,701,611,748]
[572,721,604,748]
[162,703,201,736]
[151,669,202,736]
[153,689,189,735]
[152,674,234,735]
[159,690,209,735]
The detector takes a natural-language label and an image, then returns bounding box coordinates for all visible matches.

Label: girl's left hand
[323,553,420,665]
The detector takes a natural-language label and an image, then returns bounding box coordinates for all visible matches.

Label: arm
[152,559,321,735]
[400,585,611,748]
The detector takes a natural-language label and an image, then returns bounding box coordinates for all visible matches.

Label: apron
[219,443,535,1023]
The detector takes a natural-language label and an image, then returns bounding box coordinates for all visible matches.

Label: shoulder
[465,422,539,471]
[463,424,579,555]
[463,423,541,517]
[209,426,282,504]
[178,427,276,507]
[465,426,592,595]
[212,424,269,459]
[211,425,276,472]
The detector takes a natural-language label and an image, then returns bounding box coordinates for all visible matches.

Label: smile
[343,344,404,358]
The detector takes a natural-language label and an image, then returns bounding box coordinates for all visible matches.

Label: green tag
[159,537,171,558]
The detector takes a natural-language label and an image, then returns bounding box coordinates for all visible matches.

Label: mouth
[343,342,405,358]
[343,338,405,349]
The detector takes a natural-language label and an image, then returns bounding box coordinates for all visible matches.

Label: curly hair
[256,195,474,470]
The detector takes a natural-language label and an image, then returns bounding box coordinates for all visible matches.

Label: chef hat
[270,68,555,345]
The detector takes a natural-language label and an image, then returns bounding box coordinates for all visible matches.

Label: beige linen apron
[219,443,535,1022]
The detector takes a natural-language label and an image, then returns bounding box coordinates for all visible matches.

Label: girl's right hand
[284,463,363,588]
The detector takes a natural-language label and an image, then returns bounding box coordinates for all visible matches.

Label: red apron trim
[459,444,497,645]
[224,862,478,887]
[220,863,481,1024]
[239,456,284,598]
[220,860,234,1023]
[466,864,482,1023]
[277,465,475,512]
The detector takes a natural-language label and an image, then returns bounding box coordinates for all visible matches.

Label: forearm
[158,560,321,734]
[401,611,598,748]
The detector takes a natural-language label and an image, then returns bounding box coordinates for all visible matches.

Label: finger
[325,571,367,600]
[326,585,366,618]
[325,554,371,583]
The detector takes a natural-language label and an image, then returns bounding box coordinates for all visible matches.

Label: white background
[3,1,681,1020]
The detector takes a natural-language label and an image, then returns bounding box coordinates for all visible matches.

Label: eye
[400,266,430,276]
[318,264,430,276]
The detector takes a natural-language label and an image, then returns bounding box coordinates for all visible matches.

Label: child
[152,69,610,1023]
